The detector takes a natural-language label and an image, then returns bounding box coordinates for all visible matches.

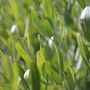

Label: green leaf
[32,14,52,37]
[77,33,90,69]
[17,64,30,89]
[53,0,64,14]
[37,48,45,75]
[51,67,62,84]
[15,42,32,65]
[8,0,19,22]
[0,50,13,80]
[33,0,41,6]
[31,63,40,90]
[0,51,19,90]
[83,42,90,62]
[44,45,54,61]
[66,66,75,90]
[42,0,55,27]
[54,45,64,79]
[77,0,86,8]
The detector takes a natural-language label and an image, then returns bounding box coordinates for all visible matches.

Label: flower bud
[11,24,18,34]
[24,69,30,80]
[80,6,90,41]
[48,36,54,47]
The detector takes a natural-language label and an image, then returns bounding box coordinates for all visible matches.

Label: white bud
[80,6,90,21]
[48,36,54,47]
[24,69,30,80]
[11,24,18,34]
[39,4,44,10]
[80,7,90,41]
[51,36,54,41]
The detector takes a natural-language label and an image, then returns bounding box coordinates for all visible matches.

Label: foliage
[0,0,90,90]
